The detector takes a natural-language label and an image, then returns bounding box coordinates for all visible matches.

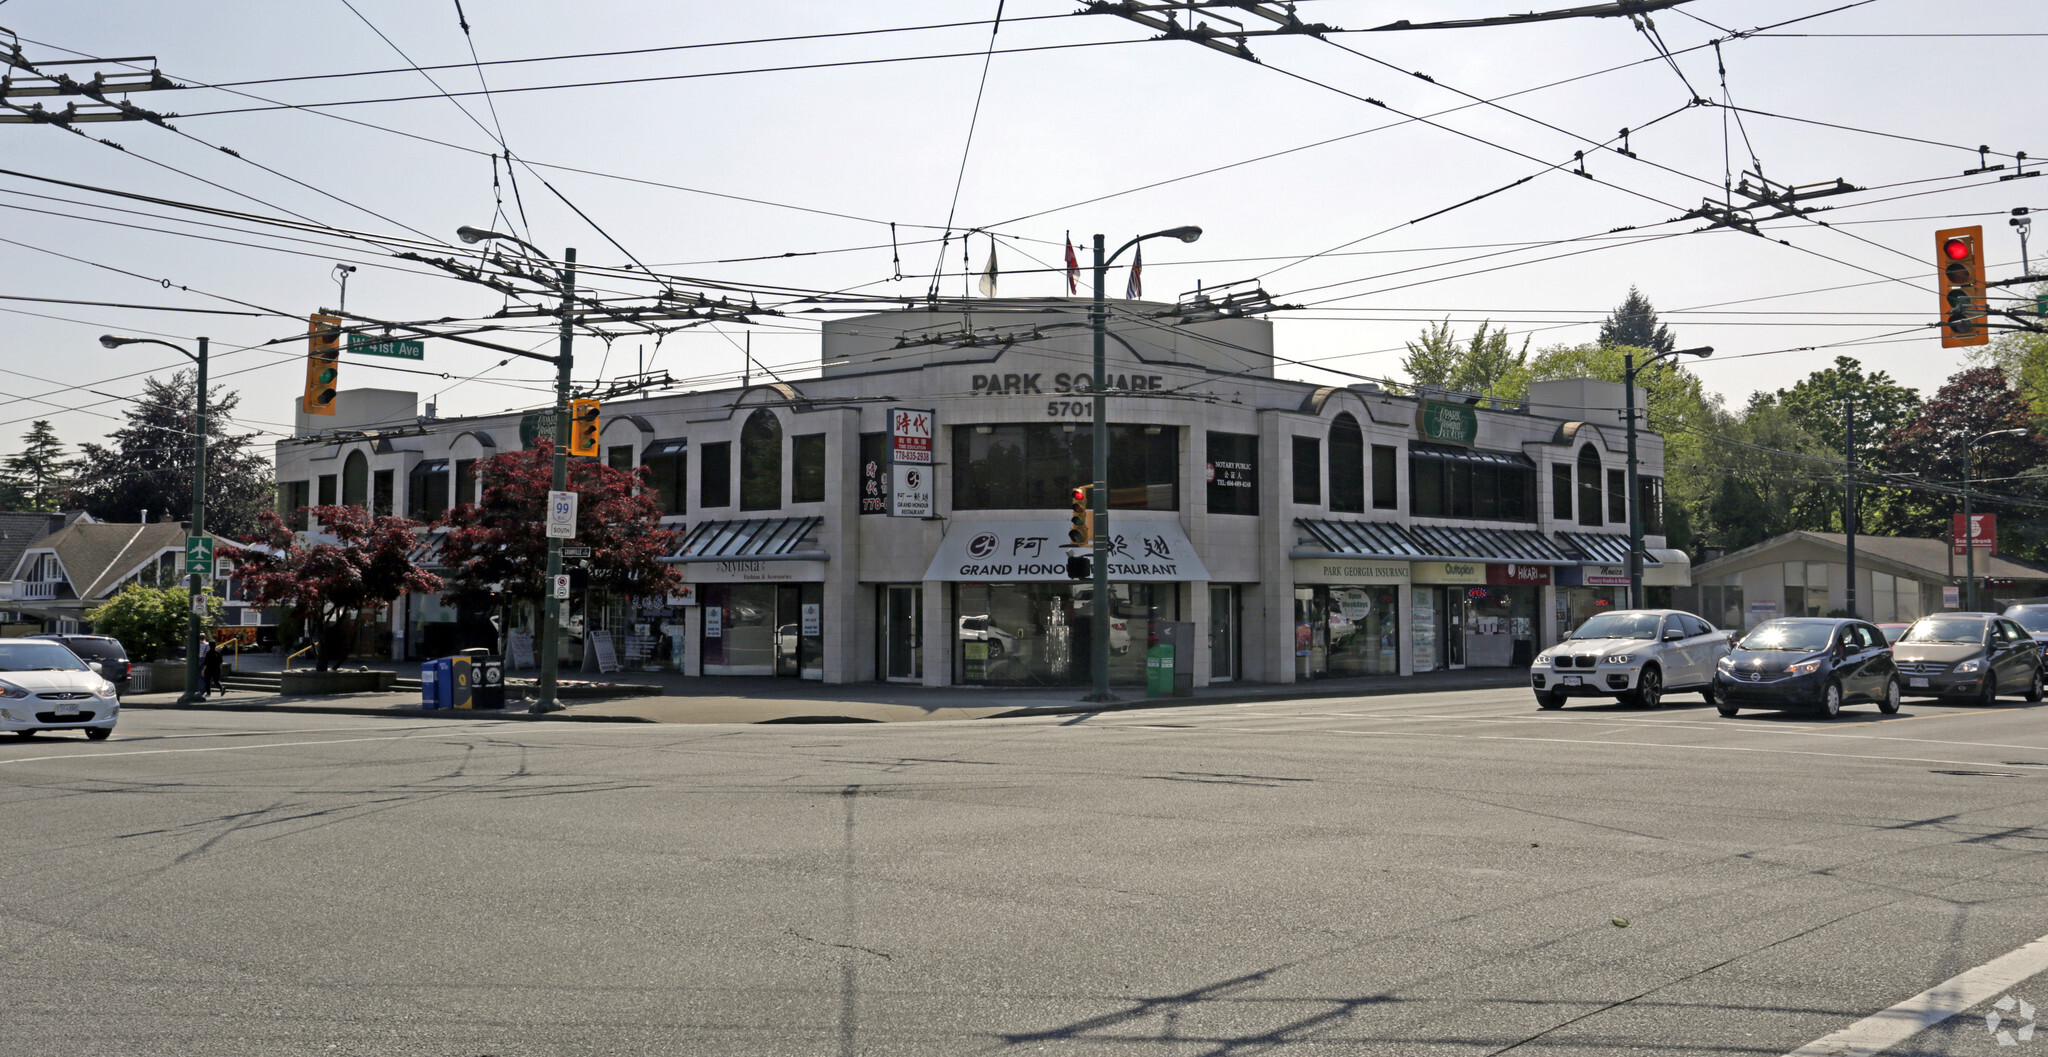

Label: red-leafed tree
[1879,366,2048,558]
[233,505,443,670]
[433,440,683,649]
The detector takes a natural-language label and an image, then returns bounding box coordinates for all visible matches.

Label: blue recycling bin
[422,657,450,709]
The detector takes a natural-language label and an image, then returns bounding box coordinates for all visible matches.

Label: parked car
[1713,617,1900,719]
[0,638,121,739]
[1892,613,2045,706]
[1874,623,1912,645]
[957,616,1021,659]
[2003,604,2048,660]
[1530,609,1731,710]
[26,634,131,697]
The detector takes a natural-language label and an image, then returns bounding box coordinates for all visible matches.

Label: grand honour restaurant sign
[889,407,934,518]
[925,521,1212,582]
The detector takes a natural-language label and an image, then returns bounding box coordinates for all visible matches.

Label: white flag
[978,240,999,298]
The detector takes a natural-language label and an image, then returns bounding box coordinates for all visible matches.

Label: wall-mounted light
[1144,426,1163,436]
[974,425,994,435]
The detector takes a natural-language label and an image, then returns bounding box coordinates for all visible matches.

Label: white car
[0,638,121,740]
[1530,609,1731,710]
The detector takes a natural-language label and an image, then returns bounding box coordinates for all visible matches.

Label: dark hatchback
[1712,617,1900,719]
[26,634,132,697]
[1892,614,2045,705]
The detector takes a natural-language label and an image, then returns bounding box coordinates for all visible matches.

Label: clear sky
[1,1,2039,454]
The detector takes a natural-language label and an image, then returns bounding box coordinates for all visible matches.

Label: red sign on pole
[1951,513,1997,556]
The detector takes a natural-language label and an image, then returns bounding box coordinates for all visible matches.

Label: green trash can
[1146,643,1175,698]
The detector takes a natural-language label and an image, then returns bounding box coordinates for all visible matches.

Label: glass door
[883,585,922,682]
[1444,588,1467,670]
[1209,585,1237,682]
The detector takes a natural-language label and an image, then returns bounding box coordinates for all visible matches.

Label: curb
[120,699,656,723]
[985,672,1532,718]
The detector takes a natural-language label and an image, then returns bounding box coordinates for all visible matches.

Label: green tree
[1697,397,1836,552]
[1399,318,1529,394]
[1597,286,1675,355]
[1768,356,1923,537]
[83,583,220,662]
[1399,318,1461,390]
[67,370,274,538]
[1878,366,2048,561]
[3,421,74,512]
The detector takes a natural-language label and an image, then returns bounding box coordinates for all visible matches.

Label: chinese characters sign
[889,407,934,518]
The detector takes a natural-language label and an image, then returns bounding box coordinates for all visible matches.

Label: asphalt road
[7,687,2048,1056]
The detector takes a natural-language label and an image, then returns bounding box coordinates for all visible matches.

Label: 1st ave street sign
[346,334,425,360]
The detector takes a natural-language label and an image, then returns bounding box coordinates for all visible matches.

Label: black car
[1892,614,2046,705]
[25,634,132,697]
[1712,617,1900,719]
[2004,604,2048,662]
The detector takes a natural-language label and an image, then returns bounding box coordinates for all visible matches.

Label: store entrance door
[1442,588,1467,670]
[882,585,921,682]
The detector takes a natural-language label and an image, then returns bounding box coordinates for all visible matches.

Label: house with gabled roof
[0,519,243,633]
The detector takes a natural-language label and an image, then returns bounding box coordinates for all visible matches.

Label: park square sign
[1416,399,1478,447]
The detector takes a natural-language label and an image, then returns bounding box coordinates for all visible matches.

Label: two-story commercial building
[273,298,1684,687]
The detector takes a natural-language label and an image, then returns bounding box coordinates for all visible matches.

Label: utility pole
[1843,397,1857,620]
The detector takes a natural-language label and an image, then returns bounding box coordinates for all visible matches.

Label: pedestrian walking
[201,640,226,698]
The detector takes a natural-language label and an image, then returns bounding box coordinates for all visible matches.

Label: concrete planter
[145,661,190,694]
[280,670,396,696]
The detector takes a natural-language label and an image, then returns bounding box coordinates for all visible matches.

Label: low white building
[272,299,1684,687]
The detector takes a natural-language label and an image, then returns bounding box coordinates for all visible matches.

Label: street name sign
[346,334,425,360]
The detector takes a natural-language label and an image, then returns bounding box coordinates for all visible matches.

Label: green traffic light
[317,368,337,383]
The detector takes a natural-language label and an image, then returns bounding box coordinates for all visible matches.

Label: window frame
[1292,435,1321,506]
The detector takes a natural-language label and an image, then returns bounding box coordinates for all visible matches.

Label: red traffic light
[1944,237,1973,261]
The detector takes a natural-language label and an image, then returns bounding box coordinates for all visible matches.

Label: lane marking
[1787,931,2048,1056]
[0,734,428,765]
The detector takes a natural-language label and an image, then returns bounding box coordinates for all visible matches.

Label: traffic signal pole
[535,248,576,713]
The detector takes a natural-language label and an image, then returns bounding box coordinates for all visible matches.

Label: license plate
[1562,676,1582,686]
[1910,677,1929,688]
[55,703,78,717]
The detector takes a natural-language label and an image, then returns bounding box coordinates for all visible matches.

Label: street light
[1623,345,1712,608]
[99,333,209,705]
[1963,427,2028,611]
[460,225,578,712]
[1085,224,1202,703]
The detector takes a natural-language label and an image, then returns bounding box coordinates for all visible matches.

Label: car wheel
[1879,678,1902,715]
[12,730,34,739]
[1535,691,1565,710]
[1817,679,1842,719]
[1632,666,1663,709]
[1713,681,1738,717]
[2027,668,2044,704]
[1981,673,2000,708]
[85,727,111,741]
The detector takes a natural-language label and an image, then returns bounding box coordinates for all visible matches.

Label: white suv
[0,638,121,740]
[1530,609,1731,710]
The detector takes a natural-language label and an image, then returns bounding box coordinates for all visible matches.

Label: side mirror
[1663,629,1684,641]
[87,661,102,674]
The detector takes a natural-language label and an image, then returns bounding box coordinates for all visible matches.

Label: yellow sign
[1411,561,1485,585]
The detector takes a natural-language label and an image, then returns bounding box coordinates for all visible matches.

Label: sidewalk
[121,664,1533,725]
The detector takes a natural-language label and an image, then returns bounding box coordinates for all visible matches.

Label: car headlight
[1953,659,1982,674]
[93,682,117,699]
[1716,656,1735,670]
[0,680,28,700]
[1787,659,1824,675]
[1604,654,1635,665]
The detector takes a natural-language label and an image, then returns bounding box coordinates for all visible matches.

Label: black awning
[670,516,823,562]
[1557,532,1661,566]
[1408,442,1536,469]
[644,438,688,458]
[1296,519,1427,559]
[409,459,450,476]
[1406,524,1573,564]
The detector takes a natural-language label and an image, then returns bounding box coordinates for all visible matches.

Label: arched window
[342,450,369,509]
[739,409,783,511]
[1328,413,1365,513]
[1576,443,1603,526]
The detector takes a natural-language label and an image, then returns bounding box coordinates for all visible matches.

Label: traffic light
[1067,485,1094,580]
[568,397,601,456]
[1067,486,1094,548]
[303,313,341,415]
[1936,225,1990,348]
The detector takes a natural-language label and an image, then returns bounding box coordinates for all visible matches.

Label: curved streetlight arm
[1970,427,2030,447]
[100,334,196,363]
[456,225,550,261]
[1104,225,1203,269]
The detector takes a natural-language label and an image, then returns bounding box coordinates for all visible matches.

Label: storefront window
[1558,586,1624,640]
[952,425,1177,510]
[1297,585,1399,679]
[701,582,822,677]
[1463,585,1537,667]
[953,582,1176,685]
